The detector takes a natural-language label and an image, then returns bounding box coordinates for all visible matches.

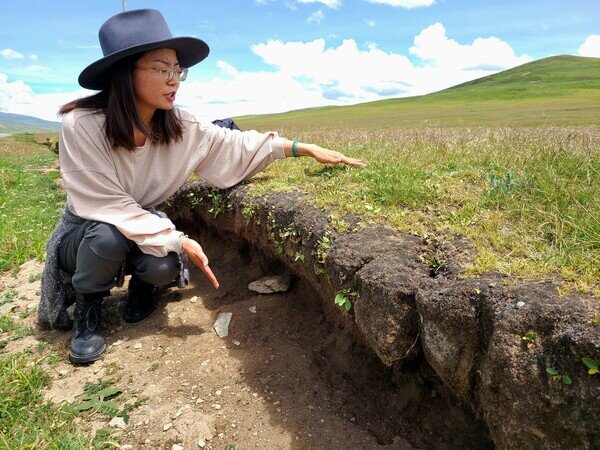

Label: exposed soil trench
[92,220,487,449]
[24,222,491,449]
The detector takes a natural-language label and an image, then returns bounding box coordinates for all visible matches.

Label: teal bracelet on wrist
[291,140,299,158]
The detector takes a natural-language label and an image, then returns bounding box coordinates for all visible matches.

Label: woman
[37,9,364,364]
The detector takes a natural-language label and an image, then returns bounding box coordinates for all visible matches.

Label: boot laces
[84,302,101,332]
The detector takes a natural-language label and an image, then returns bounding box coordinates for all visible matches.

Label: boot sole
[69,343,107,364]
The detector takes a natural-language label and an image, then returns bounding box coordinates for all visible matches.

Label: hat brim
[78,37,209,90]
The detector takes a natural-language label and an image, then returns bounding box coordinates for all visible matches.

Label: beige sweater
[59,108,285,257]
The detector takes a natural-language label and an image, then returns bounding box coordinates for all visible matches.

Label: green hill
[236,55,600,129]
[0,112,60,134]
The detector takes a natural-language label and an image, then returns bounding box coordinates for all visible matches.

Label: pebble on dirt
[214,312,233,338]
[108,416,126,429]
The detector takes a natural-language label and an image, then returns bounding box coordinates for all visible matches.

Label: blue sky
[1,0,598,121]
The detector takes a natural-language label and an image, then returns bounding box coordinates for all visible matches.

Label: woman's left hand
[309,145,366,168]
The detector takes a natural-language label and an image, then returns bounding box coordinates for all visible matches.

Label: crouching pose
[37,9,364,364]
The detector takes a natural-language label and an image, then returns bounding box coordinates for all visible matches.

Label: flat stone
[108,417,126,429]
[172,407,185,419]
[197,438,206,447]
[134,342,142,349]
[190,296,198,303]
[163,422,173,431]
[214,312,233,338]
[0,303,16,315]
[248,274,291,294]
[172,445,183,450]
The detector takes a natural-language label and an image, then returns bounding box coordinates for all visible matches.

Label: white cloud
[29,54,39,61]
[297,0,341,8]
[409,23,531,70]
[0,73,88,121]
[176,65,325,122]
[366,0,434,8]
[0,23,532,125]
[308,10,325,23]
[174,24,531,119]
[577,35,600,57]
[216,60,238,76]
[1,48,24,59]
[365,19,376,27]
[24,65,52,73]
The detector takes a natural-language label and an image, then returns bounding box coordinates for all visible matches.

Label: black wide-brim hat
[79,9,209,90]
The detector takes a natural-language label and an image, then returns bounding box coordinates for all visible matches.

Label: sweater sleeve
[193,123,286,189]
[59,113,182,257]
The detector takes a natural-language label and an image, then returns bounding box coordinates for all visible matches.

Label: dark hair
[59,52,183,151]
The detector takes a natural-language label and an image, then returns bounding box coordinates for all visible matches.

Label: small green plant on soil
[186,191,200,208]
[329,214,350,234]
[335,289,358,311]
[522,331,537,349]
[241,203,256,224]
[420,252,446,276]
[522,331,537,342]
[582,357,598,375]
[313,233,332,275]
[593,314,600,327]
[28,272,41,283]
[0,314,32,340]
[224,443,236,450]
[69,379,145,422]
[294,251,305,262]
[207,188,230,217]
[546,367,572,385]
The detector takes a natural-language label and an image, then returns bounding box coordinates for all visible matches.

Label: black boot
[124,276,156,323]
[69,292,106,364]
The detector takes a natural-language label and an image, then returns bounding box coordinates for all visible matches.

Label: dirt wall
[162,181,600,449]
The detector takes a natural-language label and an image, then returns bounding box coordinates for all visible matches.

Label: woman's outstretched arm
[281,140,365,168]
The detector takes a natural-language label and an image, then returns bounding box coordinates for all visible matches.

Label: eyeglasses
[136,65,188,82]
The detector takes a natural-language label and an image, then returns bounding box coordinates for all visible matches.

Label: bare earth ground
[1,235,480,450]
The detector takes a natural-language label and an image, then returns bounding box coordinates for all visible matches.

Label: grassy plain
[0,134,64,271]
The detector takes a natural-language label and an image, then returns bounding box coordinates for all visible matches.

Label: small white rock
[248,306,257,314]
[122,445,133,450]
[108,416,126,429]
[134,342,142,349]
[58,369,68,377]
[215,390,222,396]
[172,445,184,450]
[172,407,185,419]
[197,438,206,447]
[211,403,221,410]
[190,296,198,303]
[516,301,525,309]
[233,340,241,346]
[163,422,173,431]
